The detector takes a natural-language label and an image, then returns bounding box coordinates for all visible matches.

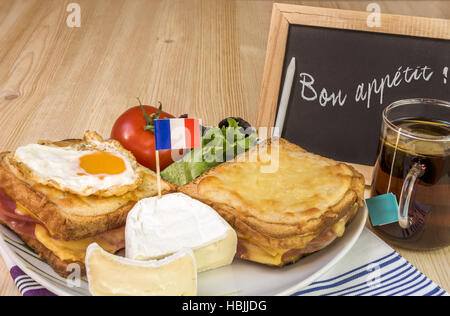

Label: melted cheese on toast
[196,140,354,224]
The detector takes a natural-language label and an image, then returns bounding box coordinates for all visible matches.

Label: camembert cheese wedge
[125,193,237,272]
[85,243,197,296]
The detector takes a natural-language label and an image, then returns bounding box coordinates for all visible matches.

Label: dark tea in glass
[371,99,450,250]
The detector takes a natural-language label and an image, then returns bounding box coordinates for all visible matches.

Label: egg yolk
[79,152,126,175]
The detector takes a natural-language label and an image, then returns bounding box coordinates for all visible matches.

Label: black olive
[218,117,254,137]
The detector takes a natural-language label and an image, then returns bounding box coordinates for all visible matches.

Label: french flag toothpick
[154,118,201,150]
[153,118,201,198]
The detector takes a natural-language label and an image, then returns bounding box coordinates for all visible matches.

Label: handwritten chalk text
[355,65,433,108]
[297,65,436,109]
[299,72,347,107]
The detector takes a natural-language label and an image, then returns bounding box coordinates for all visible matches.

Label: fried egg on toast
[13,131,143,197]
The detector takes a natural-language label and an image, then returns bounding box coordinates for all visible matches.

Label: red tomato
[110,105,176,171]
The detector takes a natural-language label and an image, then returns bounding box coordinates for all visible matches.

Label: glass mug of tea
[371,98,449,250]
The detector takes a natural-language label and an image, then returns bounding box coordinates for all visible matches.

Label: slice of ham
[3,220,37,239]
[95,225,126,250]
[0,188,125,250]
[281,227,339,262]
[0,188,16,215]
[0,192,38,223]
[0,188,38,238]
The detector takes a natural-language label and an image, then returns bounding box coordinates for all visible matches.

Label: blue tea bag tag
[366,193,399,226]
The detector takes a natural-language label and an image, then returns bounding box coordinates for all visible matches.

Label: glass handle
[398,162,426,229]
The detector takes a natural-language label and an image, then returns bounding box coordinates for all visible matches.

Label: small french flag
[154,118,202,150]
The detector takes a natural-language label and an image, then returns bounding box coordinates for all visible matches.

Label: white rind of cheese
[125,192,237,272]
[85,243,197,296]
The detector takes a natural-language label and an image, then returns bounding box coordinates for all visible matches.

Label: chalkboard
[257,4,450,166]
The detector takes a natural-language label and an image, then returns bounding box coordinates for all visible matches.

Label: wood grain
[0,0,449,296]
[256,3,290,133]
[0,259,20,296]
[282,3,450,39]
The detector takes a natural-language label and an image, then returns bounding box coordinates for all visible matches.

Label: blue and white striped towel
[1,228,447,296]
[293,229,447,296]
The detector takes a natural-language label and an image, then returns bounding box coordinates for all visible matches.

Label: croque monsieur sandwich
[0,131,174,277]
[180,138,365,267]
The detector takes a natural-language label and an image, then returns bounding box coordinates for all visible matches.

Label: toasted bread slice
[0,140,175,241]
[20,234,87,278]
[235,201,360,266]
[0,218,80,278]
[179,138,365,266]
[0,216,122,278]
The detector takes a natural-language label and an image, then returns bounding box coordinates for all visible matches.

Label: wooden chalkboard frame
[257,4,450,130]
[256,4,450,181]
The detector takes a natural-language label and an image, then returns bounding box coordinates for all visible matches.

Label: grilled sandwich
[180,138,365,266]
[0,131,175,277]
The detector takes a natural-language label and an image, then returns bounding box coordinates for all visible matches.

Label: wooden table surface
[0,0,449,296]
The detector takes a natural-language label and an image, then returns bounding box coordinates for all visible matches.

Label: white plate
[0,205,367,296]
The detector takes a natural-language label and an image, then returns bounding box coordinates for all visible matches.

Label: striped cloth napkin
[293,229,447,296]
[0,228,447,296]
[1,246,55,296]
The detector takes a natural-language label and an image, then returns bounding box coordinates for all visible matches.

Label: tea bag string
[387,127,402,194]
